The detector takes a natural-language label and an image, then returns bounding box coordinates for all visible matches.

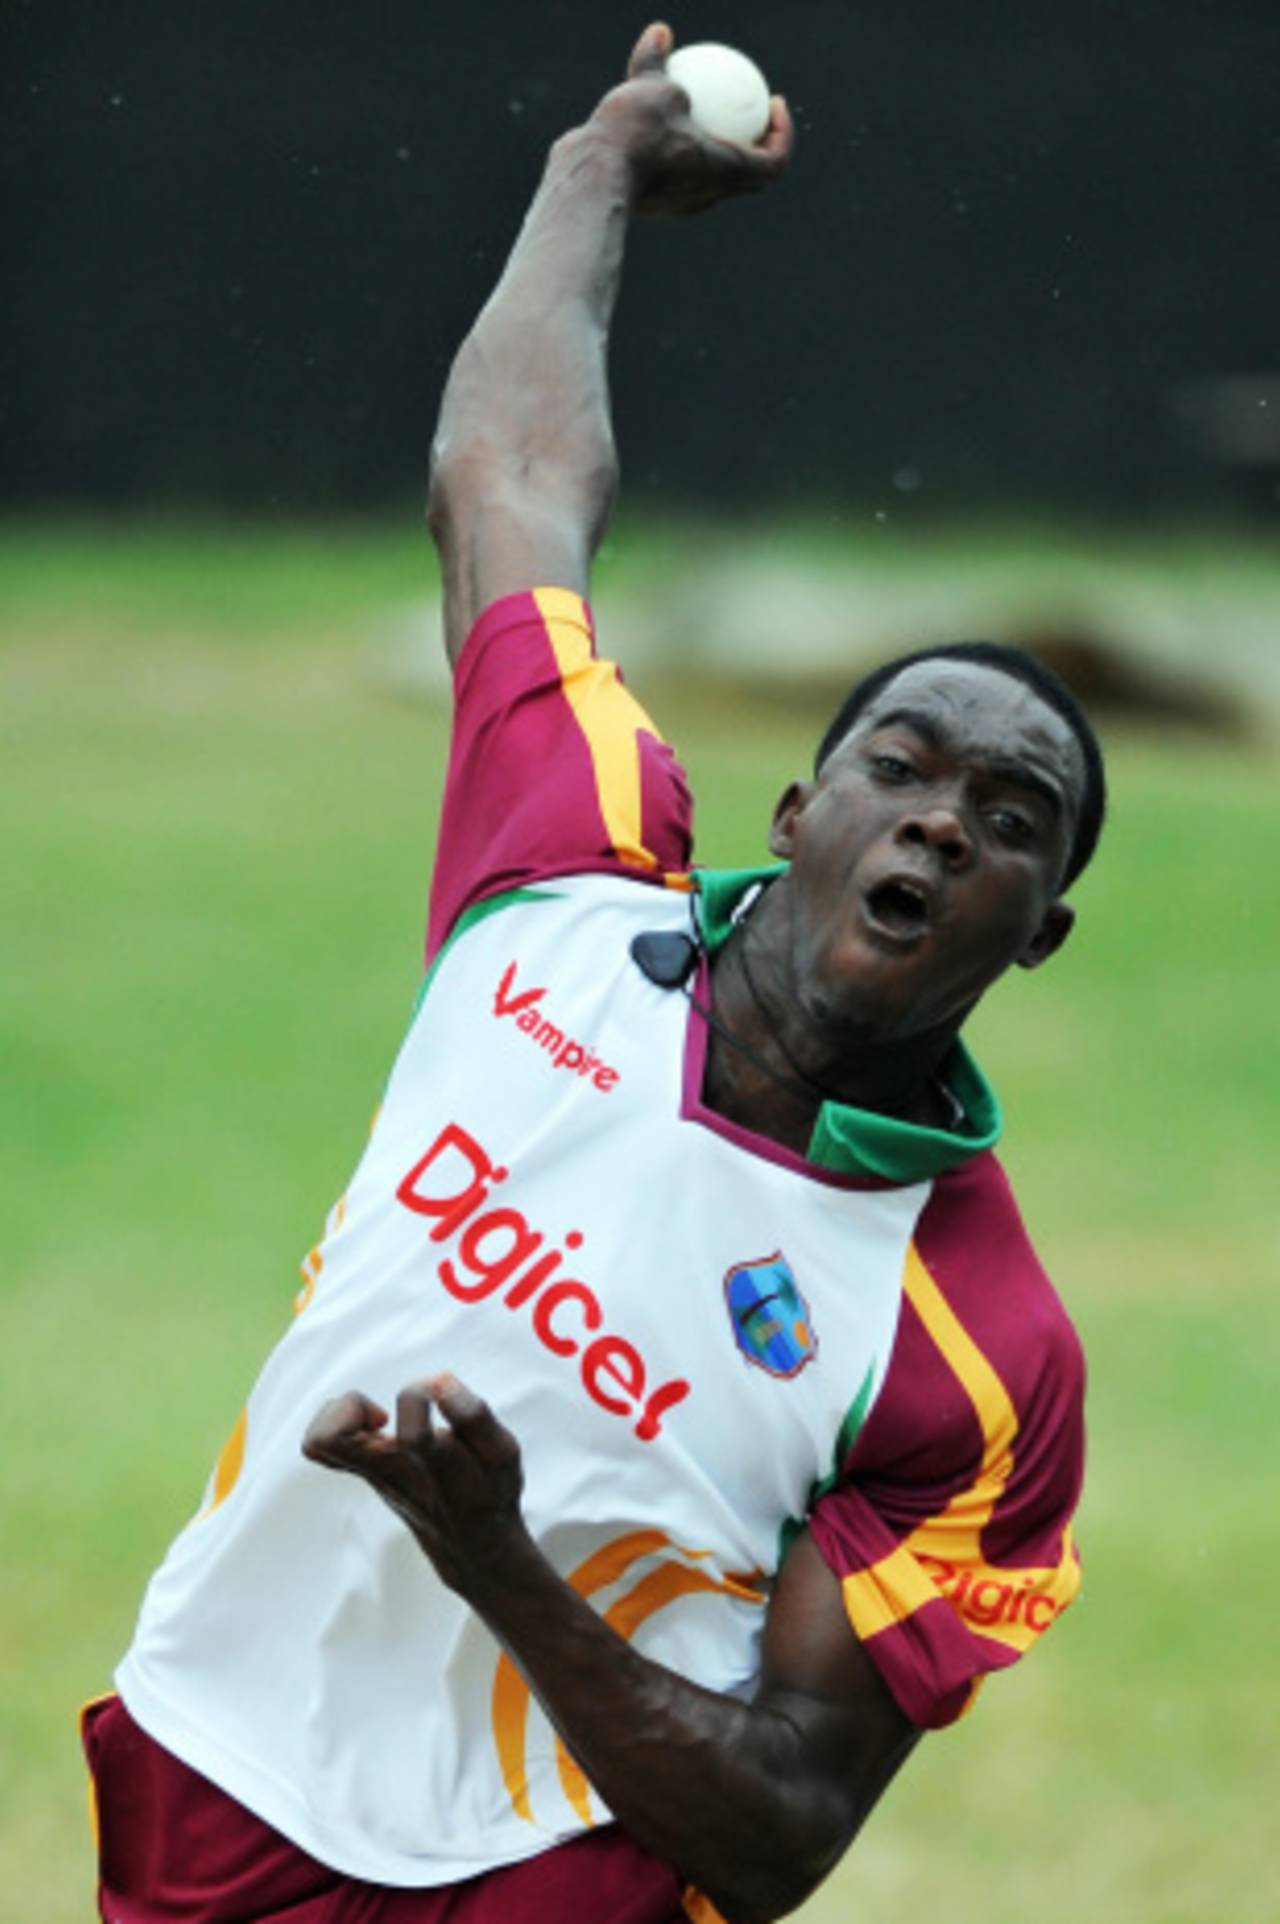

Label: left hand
[302,1374,528,1592]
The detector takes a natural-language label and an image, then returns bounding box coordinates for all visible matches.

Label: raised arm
[427,22,793,664]
[305,1376,919,1924]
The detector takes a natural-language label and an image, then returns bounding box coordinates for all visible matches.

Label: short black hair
[814,641,1106,891]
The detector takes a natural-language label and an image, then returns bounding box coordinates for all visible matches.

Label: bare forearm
[304,1375,902,1922]
[465,1532,852,1923]
[434,127,629,487]
[423,33,791,656]
[428,125,632,632]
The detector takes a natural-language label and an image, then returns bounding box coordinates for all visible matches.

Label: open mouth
[864,877,931,940]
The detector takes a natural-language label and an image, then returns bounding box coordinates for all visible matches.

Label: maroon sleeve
[807,1153,1086,1729]
[426,587,694,960]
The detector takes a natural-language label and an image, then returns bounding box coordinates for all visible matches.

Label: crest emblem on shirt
[723,1251,817,1379]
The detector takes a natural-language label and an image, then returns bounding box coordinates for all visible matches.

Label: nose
[894,803,974,870]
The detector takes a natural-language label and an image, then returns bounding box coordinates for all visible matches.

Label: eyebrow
[867,706,1067,819]
[983,754,1065,819]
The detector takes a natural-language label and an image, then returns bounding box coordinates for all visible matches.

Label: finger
[626,20,673,81]
[716,97,793,183]
[431,1373,520,1469]
[757,95,795,163]
[395,1380,438,1453]
[302,1390,389,1465]
[683,109,790,209]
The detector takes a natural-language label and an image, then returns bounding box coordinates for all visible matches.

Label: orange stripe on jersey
[204,1405,248,1516]
[78,1693,114,1849]
[683,1889,733,1924]
[603,1557,743,1638]
[552,1559,761,1824]
[294,1248,322,1314]
[490,1641,536,1822]
[491,1530,670,1822]
[559,1527,673,1596]
[533,586,661,872]
[493,1531,764,1830]
[552,1745,594,1827]
[842,1242,1079,1655]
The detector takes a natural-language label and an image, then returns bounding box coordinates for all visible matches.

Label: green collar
[692,865,1002,1183]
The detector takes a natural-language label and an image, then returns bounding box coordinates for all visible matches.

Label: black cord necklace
[682,970,822,1111]
[700,905,963,1132]
[674,895,837,1110]
[733,928,843,1104]
[631,892,963,1130]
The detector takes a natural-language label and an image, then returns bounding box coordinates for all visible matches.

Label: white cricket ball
[665,42,772,147]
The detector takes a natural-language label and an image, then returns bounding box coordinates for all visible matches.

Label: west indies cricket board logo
[724,1251,817,1378]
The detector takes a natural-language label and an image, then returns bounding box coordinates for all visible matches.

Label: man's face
[767,660,1086,1044]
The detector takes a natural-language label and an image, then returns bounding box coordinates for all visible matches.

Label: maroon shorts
[82,1695,692,1923]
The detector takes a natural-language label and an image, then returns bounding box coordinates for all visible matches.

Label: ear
[768,780,815,859]
[1017,900,1075,970]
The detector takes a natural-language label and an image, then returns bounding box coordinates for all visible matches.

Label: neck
[703,892,962,1155]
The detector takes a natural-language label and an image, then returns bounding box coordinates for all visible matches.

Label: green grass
[2,521,1277,1922]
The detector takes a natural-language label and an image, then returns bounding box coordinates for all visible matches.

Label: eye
[870,752,916,782]
[987,806,1035,844]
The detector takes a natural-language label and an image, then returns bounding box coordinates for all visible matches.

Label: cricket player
[88,24,1103,1923]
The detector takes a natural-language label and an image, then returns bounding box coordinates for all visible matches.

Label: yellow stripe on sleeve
[534,586,662,871]
[841,1541,943,1642]
[842,1529,1081,1656]
[901,1241,1019,1517]
[839,1243,1079,1657]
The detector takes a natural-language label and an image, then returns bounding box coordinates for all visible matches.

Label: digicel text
[396,1122,689,1442]
[916,1552,1064,1633]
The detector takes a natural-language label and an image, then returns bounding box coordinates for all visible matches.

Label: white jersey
[118,874,927,1884]
[118,585,1086,1883]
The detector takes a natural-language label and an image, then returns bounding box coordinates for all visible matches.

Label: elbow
[426,433,618,560]
[426,435,507,555]
[699,1788,856,1924]
[426,433,484,544]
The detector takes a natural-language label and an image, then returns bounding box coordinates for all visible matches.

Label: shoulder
[915,1151,1084,1375]
[427,589,696,959]
[924,1151,1085,1412]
